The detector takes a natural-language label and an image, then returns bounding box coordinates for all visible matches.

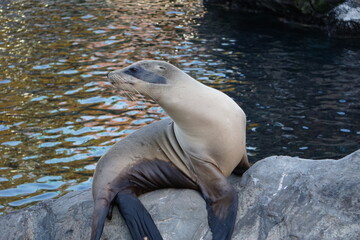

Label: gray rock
[1,150,359,240]
[328,0,360,37]
[234,149,360,240]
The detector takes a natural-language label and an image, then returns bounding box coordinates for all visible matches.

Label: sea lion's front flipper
[105,159,198,240]
[193,160,238,240]
[115,193,163,240]
[203,185,238,240]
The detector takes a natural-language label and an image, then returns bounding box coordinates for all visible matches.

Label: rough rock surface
[204,0,360,37]
[328,0,360,37]
[1,150,359,240]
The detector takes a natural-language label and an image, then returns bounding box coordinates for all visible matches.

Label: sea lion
[91,60,250,240]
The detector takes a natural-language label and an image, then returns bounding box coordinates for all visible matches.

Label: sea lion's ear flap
[158,65,166,70]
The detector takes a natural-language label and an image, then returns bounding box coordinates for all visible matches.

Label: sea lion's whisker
[117,75,136,102]
[133,87,148,103]
[140,87,157,103]
[124,91,134,102]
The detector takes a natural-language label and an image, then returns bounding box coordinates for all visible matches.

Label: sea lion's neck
[157,78,228,144]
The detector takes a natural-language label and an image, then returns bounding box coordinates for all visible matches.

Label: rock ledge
[1,150,359,240]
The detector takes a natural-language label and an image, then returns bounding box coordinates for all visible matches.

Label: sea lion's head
[107,60,186,100]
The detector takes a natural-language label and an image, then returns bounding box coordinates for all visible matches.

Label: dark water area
[200,8,360,159]
[0,0,359,213]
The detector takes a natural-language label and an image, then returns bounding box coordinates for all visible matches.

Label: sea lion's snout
[107,71,117,85]
[107,70,137,90]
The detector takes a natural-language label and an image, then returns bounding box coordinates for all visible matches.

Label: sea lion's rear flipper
[232,152,251,176]
[91,198,111,240]
[115,193,163,240]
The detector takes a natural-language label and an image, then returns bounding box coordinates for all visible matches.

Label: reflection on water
[0,0,359,213]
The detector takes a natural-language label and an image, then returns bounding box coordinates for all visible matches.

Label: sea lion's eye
[129,67,137,73]
[159,66,166,70]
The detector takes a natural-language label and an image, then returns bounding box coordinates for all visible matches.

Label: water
[0,0,359,214]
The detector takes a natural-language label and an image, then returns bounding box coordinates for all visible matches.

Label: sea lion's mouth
[109,79,116,85]
[123,81,135,86]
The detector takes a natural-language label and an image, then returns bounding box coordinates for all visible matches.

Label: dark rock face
[328,0,360,37]
[0,150,359,240]
[204,0,360,37]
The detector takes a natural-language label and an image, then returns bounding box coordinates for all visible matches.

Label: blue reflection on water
[66,178,92,192]
[9,192,59,207]
[0,181,65,197]
[1,141,22,146]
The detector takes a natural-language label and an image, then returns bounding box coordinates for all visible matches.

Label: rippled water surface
[0,0,359,213]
